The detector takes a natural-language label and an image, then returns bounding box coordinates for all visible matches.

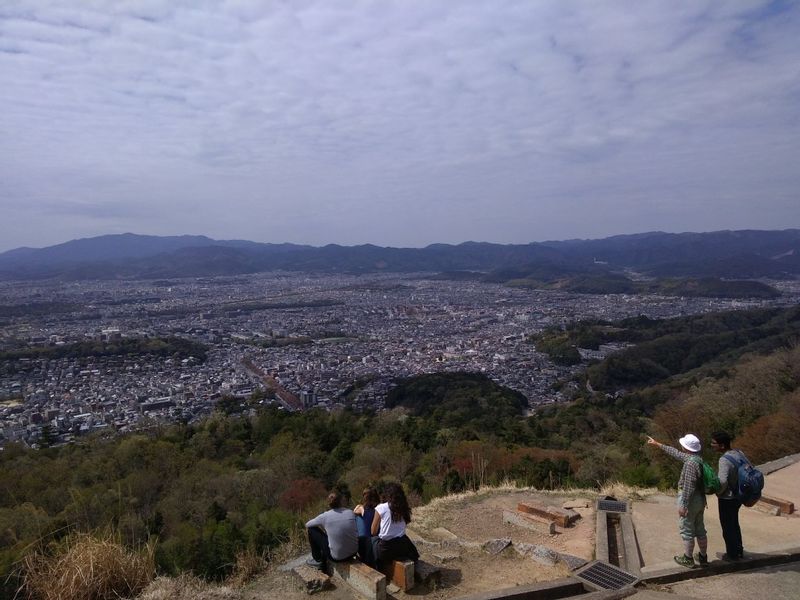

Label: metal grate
[573,560,638,590]
[597,499,628,513]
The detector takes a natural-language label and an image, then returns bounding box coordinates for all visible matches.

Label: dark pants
[718,497,743,558]
[307,527,332,567]
[376,534,420,570]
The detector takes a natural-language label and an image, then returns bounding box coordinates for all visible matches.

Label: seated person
[371,482,420,570]
[354,486,379,567]
[305,490,358,572]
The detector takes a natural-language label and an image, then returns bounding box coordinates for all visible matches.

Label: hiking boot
[674,554,695,568]
[696,552,708,567]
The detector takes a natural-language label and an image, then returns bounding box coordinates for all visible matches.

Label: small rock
[280,553,312,572]
[432,550,461,563]
[292,564,332,594]
[532,545,559,566]
[387,583,401,593]
[483,538,512,555]
[562,499,591,510]
[513,542,535,558]
[430,527,460,540]
[558,553,589,570]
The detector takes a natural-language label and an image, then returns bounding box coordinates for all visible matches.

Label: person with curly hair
[371,482,420,569]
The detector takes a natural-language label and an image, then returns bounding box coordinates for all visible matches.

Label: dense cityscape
[2,273,798,448]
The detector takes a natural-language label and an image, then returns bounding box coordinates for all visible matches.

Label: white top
[375,502,407,540]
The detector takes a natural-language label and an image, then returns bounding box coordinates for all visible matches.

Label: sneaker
[305,558,324,570]
[674,554,695,568]
[696,552,708,566]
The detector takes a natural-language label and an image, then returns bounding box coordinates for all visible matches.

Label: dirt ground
[412,488,596,560]
[246,488,597,600]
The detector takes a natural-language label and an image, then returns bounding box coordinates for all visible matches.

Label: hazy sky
[2,1,799,251]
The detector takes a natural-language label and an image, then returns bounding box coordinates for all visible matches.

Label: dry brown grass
[18,532,155,600]
[261,522,307,568]
[598,480,660,500]
[137,574,241,600]
[225,549,268,588]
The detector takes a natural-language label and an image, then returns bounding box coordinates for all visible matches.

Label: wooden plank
[503,509,557,535]
[388,560,414,591]
[758,495,794,514]
[517,502,578,527]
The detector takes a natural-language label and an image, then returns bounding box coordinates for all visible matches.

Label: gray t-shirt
[306,508,358,560]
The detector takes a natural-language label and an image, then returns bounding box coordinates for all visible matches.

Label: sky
[1,1,799,252]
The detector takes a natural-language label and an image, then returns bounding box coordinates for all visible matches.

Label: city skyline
[2,1,800,252]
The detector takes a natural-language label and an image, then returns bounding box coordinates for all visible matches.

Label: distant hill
[0,229,798,281]
[385,371,528,432]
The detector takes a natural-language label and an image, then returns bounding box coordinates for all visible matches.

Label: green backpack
[691,456,721,495]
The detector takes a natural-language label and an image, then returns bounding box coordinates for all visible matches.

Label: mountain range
[0,229,798,281]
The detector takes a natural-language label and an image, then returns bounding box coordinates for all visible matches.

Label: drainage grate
[597,499,628,513]
[573,560,638,590]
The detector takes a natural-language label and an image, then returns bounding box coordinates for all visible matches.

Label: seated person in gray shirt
[305,490,359,571]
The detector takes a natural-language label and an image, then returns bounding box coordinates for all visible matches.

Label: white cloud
[0,0,798,250]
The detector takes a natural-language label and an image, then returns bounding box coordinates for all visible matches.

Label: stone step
[330,559,386,600]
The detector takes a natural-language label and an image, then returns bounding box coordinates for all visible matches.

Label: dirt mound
[246,487,598,600]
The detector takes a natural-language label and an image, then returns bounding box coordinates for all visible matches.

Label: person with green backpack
[646,433,711,568]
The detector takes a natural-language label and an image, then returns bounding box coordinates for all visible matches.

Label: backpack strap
[722,450,752,469]
[722,452,746,468]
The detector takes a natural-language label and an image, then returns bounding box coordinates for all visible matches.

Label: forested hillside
[2,308,800,598]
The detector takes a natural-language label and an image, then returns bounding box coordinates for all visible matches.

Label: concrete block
[330,559,386,600]
[503,509,557,534]
[291,564,332,594]
[455,577,585,600]
[752,502,781,516]
[619,513,641,575]
[596,510,609,563]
